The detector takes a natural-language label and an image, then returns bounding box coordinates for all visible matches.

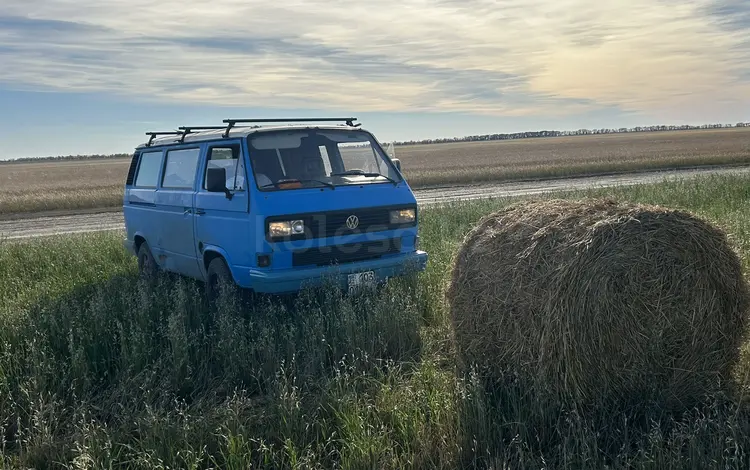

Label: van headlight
[390,208,416,224]
[269,220,305,237]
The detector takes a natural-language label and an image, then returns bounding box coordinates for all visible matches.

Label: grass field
[2,128,749,216]
[3,173,750,468]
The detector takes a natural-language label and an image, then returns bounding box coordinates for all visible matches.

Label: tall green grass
[3,174,750,468]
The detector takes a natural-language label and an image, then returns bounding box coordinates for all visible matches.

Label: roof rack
[145,118,361,145]
[176,126,227,143]
[145,131,183,147]
[221,117,359,138]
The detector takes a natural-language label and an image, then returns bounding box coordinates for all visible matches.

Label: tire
[137,241,158,278]
[206,256,236,304]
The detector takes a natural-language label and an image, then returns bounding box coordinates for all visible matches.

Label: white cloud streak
[0,0,748,118]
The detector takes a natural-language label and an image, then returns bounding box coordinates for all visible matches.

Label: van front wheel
[206,257,236,304]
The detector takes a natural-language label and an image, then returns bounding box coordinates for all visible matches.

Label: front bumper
[237,250,428,294]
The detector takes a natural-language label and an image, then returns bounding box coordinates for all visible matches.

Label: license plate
[348,271,376,292]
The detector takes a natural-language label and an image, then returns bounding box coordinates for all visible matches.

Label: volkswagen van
[122,118,428,299]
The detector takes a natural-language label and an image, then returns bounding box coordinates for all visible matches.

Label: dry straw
[447,199,750,409]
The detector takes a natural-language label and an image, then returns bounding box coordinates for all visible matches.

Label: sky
[0,0,749,159]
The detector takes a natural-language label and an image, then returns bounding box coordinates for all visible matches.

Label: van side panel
[154,188,202,278]
[193,139,253,281]
[153,146,202,279]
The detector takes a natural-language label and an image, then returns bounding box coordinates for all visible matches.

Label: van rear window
[134,151,163,188]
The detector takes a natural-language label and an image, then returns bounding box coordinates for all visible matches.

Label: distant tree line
[0,153,131,164]
[393,122,750,146]
[1,121,749,162]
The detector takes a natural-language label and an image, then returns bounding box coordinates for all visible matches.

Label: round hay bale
[447,199,750,409]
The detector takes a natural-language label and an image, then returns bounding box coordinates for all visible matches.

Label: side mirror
[206,166,233,200]
[392,158,402,172]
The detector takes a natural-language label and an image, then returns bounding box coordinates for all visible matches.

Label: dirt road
[2,166,748,240]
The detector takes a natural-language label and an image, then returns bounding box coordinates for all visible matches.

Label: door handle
[184,208,192,215]
[195,209,206,215]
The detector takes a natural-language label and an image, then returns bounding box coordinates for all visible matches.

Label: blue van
[122,117,428,299]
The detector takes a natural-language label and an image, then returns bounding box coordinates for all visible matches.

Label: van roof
[137,118,365,149]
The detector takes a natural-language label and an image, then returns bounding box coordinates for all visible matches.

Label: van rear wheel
[137,242,158,278]
[206,257,236,304]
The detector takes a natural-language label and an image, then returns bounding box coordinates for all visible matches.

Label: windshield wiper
[331,170,399,185]
[259,178,335,190]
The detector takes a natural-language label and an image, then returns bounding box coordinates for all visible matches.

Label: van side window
[134,150,163,188]
[205,144,245,191]
[162,148,200,189]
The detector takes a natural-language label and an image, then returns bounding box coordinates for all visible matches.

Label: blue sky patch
[707,0,750,31]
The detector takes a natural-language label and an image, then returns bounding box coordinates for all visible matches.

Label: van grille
[315,209,391,238]
[267,205,415,240]
[292,238,401,267]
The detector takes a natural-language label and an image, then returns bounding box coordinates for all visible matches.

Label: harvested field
[0,158,127,215]
[1,128,749,215]
[397,127,750,186]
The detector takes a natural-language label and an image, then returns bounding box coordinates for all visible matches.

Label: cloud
[708,0,750,31]
[0,0,749,119]
[0,15,103,34]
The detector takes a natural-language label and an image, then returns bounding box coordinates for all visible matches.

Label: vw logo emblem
[346,215,359,229]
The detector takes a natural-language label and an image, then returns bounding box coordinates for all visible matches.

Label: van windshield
[248,129,402,191]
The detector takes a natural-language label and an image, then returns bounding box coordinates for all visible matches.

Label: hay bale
[447,199,749,409]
